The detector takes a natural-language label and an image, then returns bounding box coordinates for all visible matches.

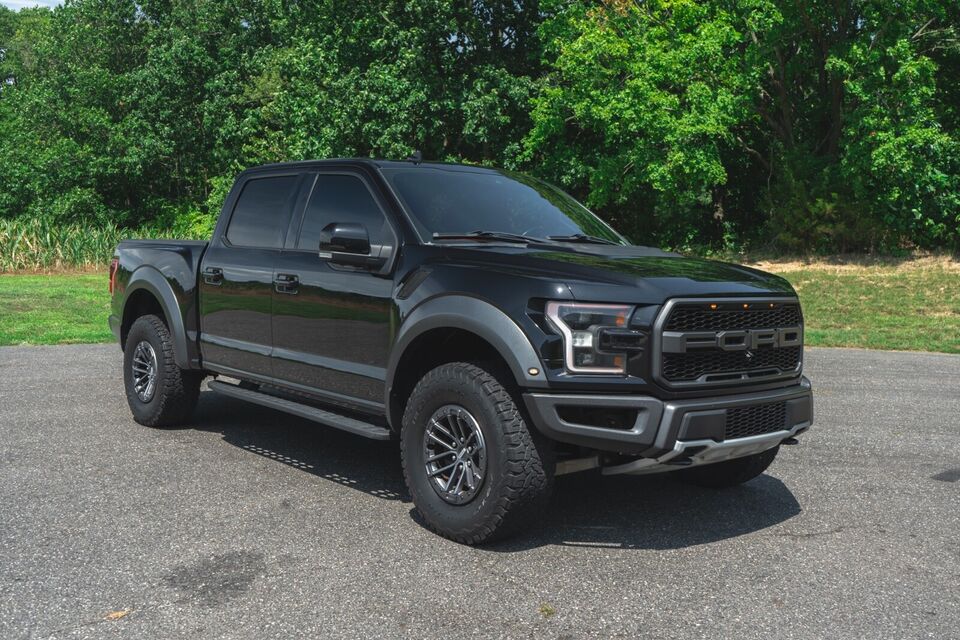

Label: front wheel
[123,314,202,427]
[400,362,554,544]
[679,446,780,488]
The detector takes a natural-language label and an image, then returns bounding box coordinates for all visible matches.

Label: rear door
[271,171,398,411]
[199,172,309,378]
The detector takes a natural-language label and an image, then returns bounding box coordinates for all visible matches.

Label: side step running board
[207,380,392,440]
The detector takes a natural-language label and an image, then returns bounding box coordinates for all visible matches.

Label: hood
[437,243,796,303]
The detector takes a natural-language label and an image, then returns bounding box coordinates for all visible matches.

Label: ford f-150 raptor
[109,158,813,544]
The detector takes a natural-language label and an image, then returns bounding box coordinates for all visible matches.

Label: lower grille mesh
[663,346,802,382]
[725,401,788,439]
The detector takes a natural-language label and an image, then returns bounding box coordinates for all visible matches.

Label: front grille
[657,299,803,387]
[725,401,788,439]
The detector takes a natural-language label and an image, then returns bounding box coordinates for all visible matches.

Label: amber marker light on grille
[709,303,718,310]
[742,303,750,309]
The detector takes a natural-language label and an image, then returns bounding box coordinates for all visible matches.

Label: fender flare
[123,266,192,369]
[385,295,549,417]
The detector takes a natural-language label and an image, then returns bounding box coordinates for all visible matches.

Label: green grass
[0,260,957,352]
[0,273,113,345]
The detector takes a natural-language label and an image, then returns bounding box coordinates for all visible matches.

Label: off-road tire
[123,314,202,427]
[680,446,780,488]
[400,362,554,544]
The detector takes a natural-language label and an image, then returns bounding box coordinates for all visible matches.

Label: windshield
[380,166,627,244]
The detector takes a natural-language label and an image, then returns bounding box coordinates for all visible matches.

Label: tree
[526,0,960,251]
[0,0,957,252]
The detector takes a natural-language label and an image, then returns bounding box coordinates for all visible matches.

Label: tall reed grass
[0,218,205,272]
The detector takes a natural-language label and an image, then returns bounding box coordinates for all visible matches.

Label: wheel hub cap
[131,340,159,402]
[423,405,487,505]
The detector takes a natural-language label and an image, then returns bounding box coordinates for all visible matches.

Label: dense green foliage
[0,0,958,253]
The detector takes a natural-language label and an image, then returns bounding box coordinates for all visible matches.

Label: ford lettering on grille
[662,327,803,353]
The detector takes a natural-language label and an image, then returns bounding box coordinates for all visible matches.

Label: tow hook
[781,437,800,445]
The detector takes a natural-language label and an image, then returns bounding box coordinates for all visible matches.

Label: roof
[240,158,503,175]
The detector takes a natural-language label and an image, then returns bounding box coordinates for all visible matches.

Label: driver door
[270,172,398,411]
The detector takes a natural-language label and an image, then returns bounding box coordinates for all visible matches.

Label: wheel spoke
[430,420,458,446]
[451,463,466,494]
[428,462,457,478]
[444,463,462,491]
[427,432,457,451]
[455,414,472,443]
[427,451,456,463]
[447,415,464,442]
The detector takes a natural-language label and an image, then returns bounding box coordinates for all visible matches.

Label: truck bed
[110,239,210,369]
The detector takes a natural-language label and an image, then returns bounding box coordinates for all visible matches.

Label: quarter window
[226,175,300,249]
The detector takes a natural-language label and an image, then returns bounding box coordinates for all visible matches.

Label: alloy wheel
[131,340,159,403]
[422,404,488,505]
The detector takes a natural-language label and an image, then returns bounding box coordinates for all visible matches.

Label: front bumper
[523,377,812,465]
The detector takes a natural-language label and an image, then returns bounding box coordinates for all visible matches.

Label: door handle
[203,267,223,286]
[274,273,300,294]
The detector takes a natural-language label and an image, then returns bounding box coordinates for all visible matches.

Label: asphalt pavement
[0,344,958,639]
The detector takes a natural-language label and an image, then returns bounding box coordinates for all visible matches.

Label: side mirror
[318,222,387,269]
[319,222,370,255]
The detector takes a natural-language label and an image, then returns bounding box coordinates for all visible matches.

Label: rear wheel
[680,446,780,488]
[400,362,554,544]
[123,314,202,427]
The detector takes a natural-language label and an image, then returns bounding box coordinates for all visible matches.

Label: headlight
[545,301,645,374]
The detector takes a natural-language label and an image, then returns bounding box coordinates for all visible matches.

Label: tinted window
[298,174,391,250]
[381,167,626,244]
[226,175,299,248]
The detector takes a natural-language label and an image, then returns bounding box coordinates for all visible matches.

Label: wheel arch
[385,295,547,429]
[121,267,191,369]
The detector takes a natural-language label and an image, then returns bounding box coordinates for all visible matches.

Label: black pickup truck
[110,158,813,543]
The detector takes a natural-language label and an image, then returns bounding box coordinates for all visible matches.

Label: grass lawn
[0,272,113,346]
[751,256,959,354]
[0,257,957,353]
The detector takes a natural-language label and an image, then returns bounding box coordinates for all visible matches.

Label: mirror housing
[318,222,387,269]
[319,222,370,255]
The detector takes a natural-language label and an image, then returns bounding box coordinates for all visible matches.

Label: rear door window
[226,175,300,249]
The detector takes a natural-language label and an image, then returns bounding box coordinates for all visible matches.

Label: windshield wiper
[546,233,620,245]
[433,230,537,244]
